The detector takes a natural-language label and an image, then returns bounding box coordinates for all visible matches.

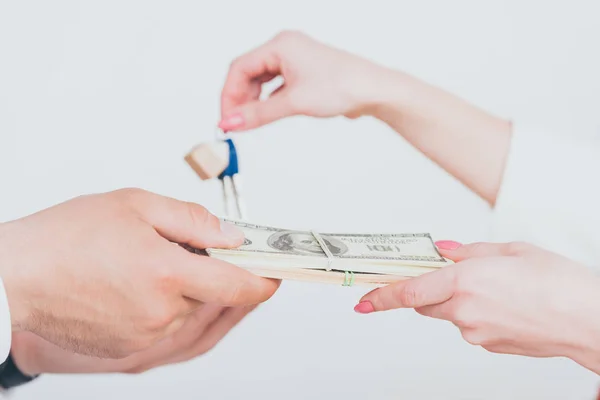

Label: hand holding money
[0,189,277,358]
[355,241,600,375]
[185,219,452,287]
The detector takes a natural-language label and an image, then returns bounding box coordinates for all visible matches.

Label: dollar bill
[181,219,452,286]
[209,219,445,262]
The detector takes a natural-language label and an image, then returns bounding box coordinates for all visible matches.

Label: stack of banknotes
[184,219,451,287]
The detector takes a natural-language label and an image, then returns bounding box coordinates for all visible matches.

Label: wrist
[344,63,415,120]
[361,67,427,120]
[0,352,40,390]
[0,222,33,331]
[560,277,600,374]
[566,332,600,375]
[9,333,41,377]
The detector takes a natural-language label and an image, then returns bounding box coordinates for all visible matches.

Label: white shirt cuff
[491,121,600,267]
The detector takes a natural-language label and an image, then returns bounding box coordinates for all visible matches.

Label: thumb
[219,95,295,131]
[355,267,456,313]
[124,189,245,249]
[434,240,523,262]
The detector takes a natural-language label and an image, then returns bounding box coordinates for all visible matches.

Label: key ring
[184,134,247,220]
[218,138,246,220]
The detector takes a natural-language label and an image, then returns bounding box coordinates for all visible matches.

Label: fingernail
[220,220,245,243]
[435,240,462,250]
[354,301,374,314]
[218,113,245,131]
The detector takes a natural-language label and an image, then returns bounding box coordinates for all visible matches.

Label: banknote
[185,219,451,284]
[211,218,443,256]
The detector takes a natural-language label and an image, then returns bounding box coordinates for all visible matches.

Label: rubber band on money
[342,270,355,287]
[310,230,334,271]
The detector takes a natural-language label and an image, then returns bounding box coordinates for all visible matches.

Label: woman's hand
[355,241,600,374]
[220,31,511,205]
[11,304,257,376]
[219,30,396,131]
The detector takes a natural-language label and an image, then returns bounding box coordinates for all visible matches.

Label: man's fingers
[170,304,226,347]
[181,305,256,361]
[161,315,188,339]
[123,305,228,373]
[171,248,280,306]
[158,306,255,366]
[120,189,244,249]
[435,240,533,262]
[357,268,456,312]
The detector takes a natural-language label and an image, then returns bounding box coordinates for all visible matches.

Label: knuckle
[111,188,151,211]
[113,187,147,202]
[274,29,303,43]
[452,266,476,295]
[505,241,532,256]
[223,281,246,305]
[460,329,483,346]
[453,274,468,294]
[464,242,484,257]
[229,56,243,70]
[394,285,419,307]
[450,300,475,328]
[447,266,461,292]
[152,264,178,294]
[463,331,495,347]
[143,304,178,333]
[220,279,270,306]
[185,201,215,229]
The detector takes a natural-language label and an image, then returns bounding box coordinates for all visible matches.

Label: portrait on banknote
[267,231,348,256]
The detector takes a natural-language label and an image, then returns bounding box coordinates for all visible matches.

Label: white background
[1,1,600,399]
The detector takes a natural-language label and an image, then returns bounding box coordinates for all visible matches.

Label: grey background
[1,1,599,399]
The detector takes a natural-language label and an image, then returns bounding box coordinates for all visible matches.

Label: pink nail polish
[354,301,374,314]
[435,240,462,250]
[218,113,245,130]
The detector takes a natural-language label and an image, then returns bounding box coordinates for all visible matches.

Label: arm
[2,304,257,380]
[365,68,512,206]
[220,31,600,264]
[0,303,257,391]
[365,73,600,265]
[220,31,512,206]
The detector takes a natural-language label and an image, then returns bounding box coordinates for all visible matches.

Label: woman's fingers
[356,267,457,313]
[220,40,283,119]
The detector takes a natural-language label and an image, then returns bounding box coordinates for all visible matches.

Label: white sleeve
[0,277,11,363]
[491,122,600,267]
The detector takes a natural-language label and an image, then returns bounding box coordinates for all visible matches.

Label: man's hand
[355,241,600,373]
[10,303,256,375]
[0,188,279,358]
